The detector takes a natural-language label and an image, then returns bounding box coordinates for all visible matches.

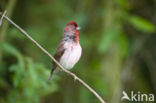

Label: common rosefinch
[48,20,82,80]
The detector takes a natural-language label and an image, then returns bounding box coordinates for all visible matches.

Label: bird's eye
[74,26,77,29]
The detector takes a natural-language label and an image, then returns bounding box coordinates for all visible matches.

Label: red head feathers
[66,20,78,27]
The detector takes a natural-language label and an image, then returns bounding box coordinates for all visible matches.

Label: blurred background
[0,0,156,103]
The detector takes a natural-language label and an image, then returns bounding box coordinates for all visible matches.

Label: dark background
[0,0,156,103]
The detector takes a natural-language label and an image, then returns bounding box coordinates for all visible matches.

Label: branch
[0,12,106,103]
[0,10,7,26]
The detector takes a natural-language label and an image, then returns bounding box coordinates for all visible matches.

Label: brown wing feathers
[48,41,65,80]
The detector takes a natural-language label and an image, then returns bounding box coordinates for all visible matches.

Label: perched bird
[48,20,82,80]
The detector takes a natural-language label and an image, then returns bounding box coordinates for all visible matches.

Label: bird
[48,20,82,80]
[121,91,130,101]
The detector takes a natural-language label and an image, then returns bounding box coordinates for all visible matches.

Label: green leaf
[0,42,20,57]
[117,33,129,57]
[129,16,156,32]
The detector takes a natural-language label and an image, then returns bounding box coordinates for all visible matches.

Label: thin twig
[0,10,7,26]
[0,12,106,103]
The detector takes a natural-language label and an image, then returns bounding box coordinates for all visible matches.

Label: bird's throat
[74,30,79,42]
[64,32,79,43]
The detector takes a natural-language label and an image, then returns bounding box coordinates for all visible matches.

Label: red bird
[48,20,82,80]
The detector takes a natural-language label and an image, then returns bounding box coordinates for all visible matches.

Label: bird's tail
[48,67,56,81]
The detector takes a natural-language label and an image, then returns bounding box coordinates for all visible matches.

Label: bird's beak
[76,26,81,30]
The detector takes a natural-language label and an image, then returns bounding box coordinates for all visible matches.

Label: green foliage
[0,42,59,103]
[128,16,156,33]
[1,42,20,56]
[117,33,129,57]
[98,27,118,53]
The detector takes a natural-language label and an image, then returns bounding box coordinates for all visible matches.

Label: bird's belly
[59,44,82,69]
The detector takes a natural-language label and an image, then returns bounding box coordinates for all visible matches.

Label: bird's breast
[59,42,82,69]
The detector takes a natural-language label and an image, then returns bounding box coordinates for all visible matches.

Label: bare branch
[0,12,106,103]
[0,10,7,26]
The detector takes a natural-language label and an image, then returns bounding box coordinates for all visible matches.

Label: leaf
[128,16,156,32]
[0,42,20,57]
[117,33,129,57]
[116,0,129,9]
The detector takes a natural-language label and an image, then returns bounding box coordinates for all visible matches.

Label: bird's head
[66,20,80,30]
[63,20,80,36]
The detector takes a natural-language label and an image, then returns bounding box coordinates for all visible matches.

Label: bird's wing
[53,40,65,65]
[48,40,65,80]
